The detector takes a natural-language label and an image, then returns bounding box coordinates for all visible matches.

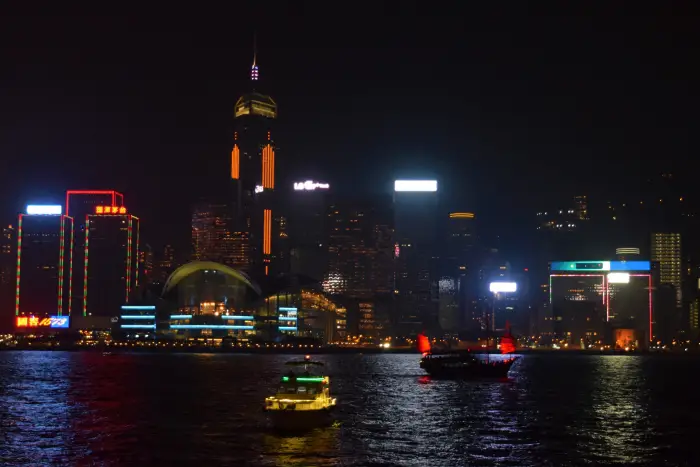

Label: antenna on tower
[251,33,259,81]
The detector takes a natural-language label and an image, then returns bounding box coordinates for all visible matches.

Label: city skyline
[1,8,696,257]
[2,10,700,465]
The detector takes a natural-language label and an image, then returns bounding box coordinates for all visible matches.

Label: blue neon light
[279,307,298,312]
[120,315,156,319]
[49,316,70,328]
[170,325,254,330]
[279,316,297,320]
[169,315,192,319]
[221,315,255,320]
[121,305,156,310]
[279,326,298,331]
[610,261,650,271]
[121,324,156,329]
[550,260,650,272]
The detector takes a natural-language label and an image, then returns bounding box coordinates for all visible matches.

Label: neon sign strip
[58,215,65,315]
[67,216,74,317]
[126,216,133,302]
[170,325,254,330]
[629,274,654,342]
[83,215,90,316]
[282,376,324,383]
[134,216,140,288]
[15,214,22,315]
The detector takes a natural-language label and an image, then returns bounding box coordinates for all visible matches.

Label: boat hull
[266,407,335,430]
[420,356,517,379]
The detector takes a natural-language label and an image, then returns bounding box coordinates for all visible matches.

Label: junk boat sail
[264,355,336,428]
[418,326,518,378]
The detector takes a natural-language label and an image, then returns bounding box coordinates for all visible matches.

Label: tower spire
[251,33,259,81]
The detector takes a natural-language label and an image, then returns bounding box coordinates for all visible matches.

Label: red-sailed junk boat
[418,325,518,378]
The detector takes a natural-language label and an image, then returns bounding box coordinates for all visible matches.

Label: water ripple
[0,352,698,465]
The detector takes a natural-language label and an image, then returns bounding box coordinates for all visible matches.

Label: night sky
[0,6,696,254]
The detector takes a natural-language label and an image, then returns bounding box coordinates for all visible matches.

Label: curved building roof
[162,261,261,296]
[235,92,277,119]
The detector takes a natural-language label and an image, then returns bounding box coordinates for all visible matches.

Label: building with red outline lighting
[82,205,139,321]
[65,190,124,316]
[548,260,656,348]
[15,208,74,325]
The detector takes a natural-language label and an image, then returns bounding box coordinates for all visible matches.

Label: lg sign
[293,181,329,191]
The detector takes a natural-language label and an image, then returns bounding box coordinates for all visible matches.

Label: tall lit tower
[651,232,682,308]
[393,180,439,336]
[66,190,125,316]
[83,204,140,319]
[15,205,74,323]
[231,39,277,277]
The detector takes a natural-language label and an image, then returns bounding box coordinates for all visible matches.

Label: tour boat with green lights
[263,355,336,429]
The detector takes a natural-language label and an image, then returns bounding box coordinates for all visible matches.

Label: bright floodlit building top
[394,180,438,192]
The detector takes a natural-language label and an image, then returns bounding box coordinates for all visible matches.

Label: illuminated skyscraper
[0,224,15,329]
[139,243,154,283]
[393,180,439,336]
[230,41,278,277]
[15,206,74,322]
[324,198,393,298]
[440,212,477,332]
[286,181,331,282]
[651,232,682,308]
[191,202,249,270]
[66,190,125,316]
[83,205,139,318]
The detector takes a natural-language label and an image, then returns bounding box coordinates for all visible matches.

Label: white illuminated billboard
[293,180,330,191]
[26,205,62,215]
[607,272,630,284]
[489,282,517,293]
[394,180,438,192]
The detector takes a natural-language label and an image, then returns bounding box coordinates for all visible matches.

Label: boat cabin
[277,374,328,397]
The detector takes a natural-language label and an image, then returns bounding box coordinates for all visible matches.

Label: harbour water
[0,351,697,466]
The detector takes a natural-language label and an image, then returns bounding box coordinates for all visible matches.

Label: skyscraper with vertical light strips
[15,209,73,320]
[231,39,277,277]
[83,205,140,318]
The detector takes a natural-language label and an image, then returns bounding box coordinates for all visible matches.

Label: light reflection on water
[0,352,699,466]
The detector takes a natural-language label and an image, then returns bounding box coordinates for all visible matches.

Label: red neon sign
[16,316,70,328]
[66,190,124,216]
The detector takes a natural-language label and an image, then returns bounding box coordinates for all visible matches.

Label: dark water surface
[0,352,697,466]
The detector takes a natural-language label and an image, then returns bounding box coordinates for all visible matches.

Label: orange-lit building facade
[231,48,278,278]
[83,206,139,318]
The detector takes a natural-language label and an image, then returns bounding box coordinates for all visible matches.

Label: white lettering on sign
[293,181,330,191]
